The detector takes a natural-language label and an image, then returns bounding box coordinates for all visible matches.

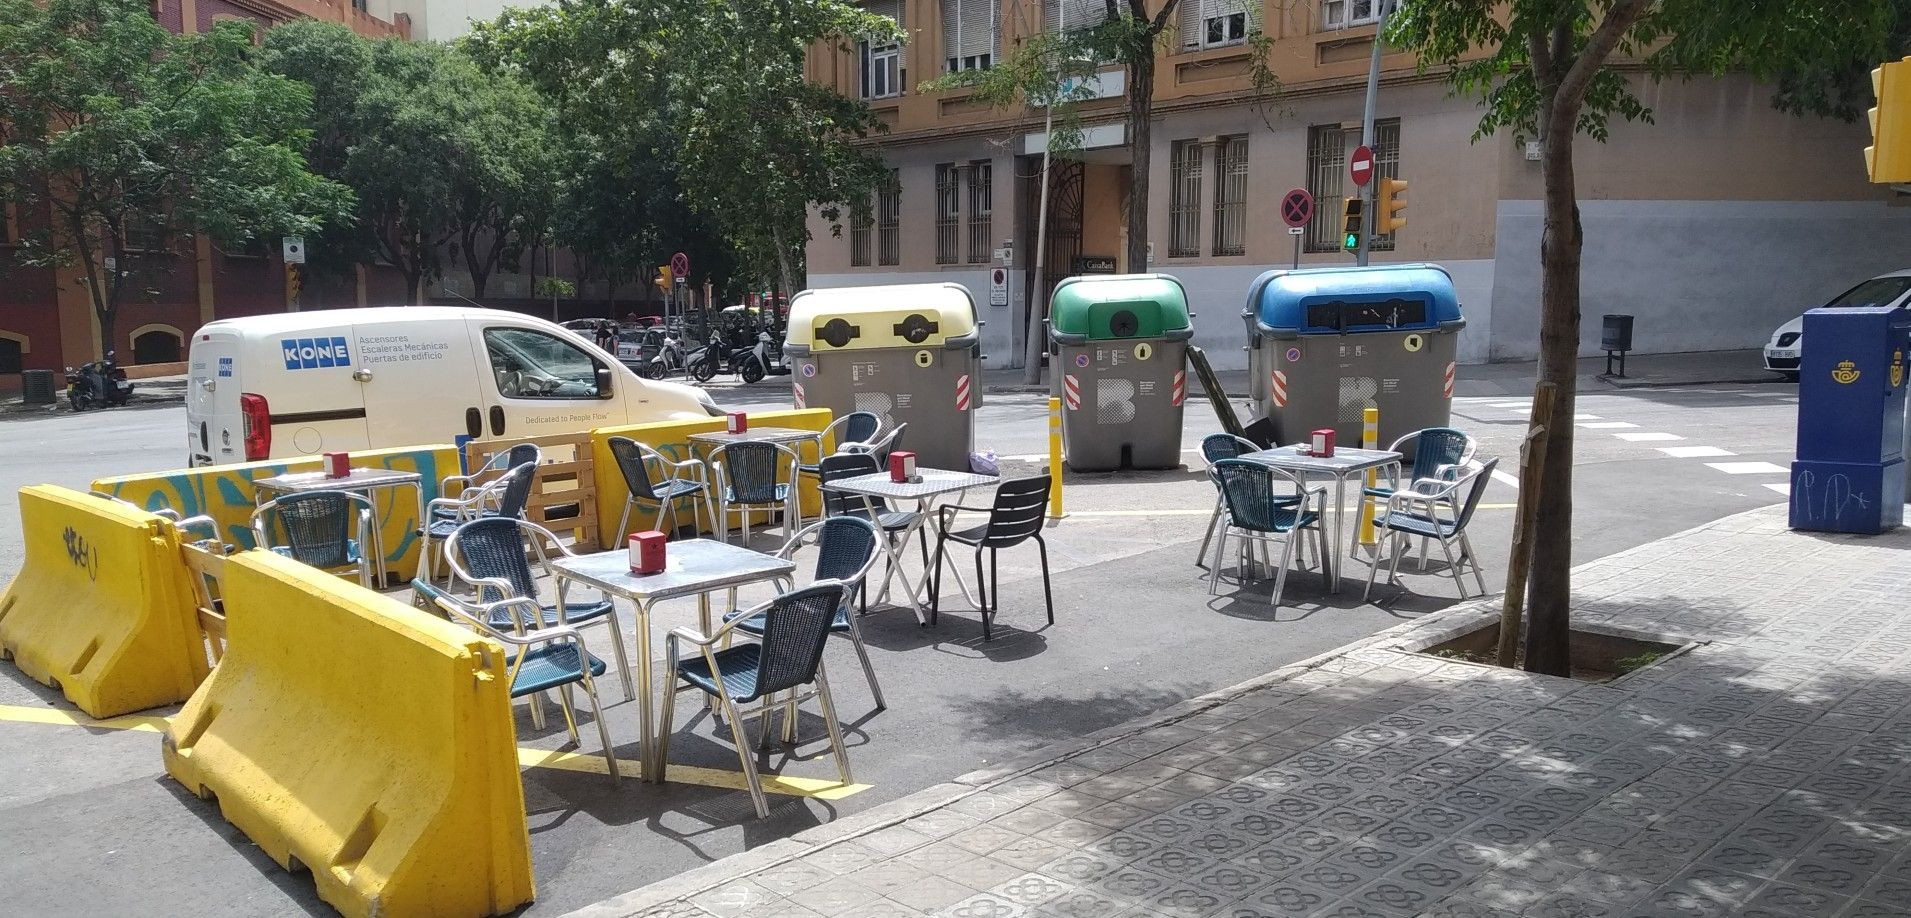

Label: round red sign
[1280,188,1314,228]
[1350,145,1374,188]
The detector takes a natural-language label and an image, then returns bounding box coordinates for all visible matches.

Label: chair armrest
[936,503,992,530]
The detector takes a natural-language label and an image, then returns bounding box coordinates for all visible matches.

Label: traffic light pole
[1355,0,1388,267]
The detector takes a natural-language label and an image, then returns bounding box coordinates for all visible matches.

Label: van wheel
[692,360,717,384]
[741,361,765,384]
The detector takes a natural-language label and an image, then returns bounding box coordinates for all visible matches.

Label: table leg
[636,597,656,782]
[1329,476,1348,593]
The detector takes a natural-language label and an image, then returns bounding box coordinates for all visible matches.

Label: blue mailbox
[1790,305,1911,534]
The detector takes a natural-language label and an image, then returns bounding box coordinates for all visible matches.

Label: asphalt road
[0,374,1804,915]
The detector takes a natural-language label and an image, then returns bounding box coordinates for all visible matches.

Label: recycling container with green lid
[1047,273,1194,471]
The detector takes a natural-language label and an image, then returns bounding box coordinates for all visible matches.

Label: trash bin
[785,283,982,470]
[1244,263,1465,447]
[1789,304,1911,534]
[1047,274,1193,471]
[20,369,56,406]
[1601,314,1634,352]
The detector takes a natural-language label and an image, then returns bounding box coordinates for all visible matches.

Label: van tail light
[240,392,270,461]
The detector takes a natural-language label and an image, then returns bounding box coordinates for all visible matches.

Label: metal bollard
[1358,407,1379,547]
[1048,397,1064,519]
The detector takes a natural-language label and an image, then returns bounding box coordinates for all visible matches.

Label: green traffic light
[1344,233,1358,249]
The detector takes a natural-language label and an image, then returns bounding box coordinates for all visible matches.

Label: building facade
[0,0,411,376]
[803,0,1911,370]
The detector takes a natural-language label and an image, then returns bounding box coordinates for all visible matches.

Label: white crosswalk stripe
[1658,446,1736,458]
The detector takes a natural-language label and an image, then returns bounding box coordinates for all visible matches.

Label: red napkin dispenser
[629,531,667,574]
[889,451,918,483]
[322,451,351,478]
[726,411,748,434]
[1309,429,1336,458]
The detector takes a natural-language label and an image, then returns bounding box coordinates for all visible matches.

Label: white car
[1764,268,1911,379]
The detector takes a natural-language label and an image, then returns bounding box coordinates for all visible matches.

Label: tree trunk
[1521,118,1582,678]
[1124,52,1154,271]
[771,222,798,300]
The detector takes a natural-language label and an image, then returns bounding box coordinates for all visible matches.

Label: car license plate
[1771,349,1797,359]
[617,345,640,359]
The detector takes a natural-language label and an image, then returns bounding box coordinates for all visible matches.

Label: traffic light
[654,265,673,289]
[1376,178,1408,234]
[1341,198,1363,252]
[1869,58,1911,183]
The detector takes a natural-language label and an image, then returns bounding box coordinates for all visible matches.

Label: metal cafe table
[821,467,997,624]
[548,539,795,781]
[251,467,425,586]
[1239,445,1401,592]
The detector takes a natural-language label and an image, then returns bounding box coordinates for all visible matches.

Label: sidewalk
[572,504,1911,918]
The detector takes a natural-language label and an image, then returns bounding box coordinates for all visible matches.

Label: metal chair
[1361,427,1478,565]
[413,579,620,784]
[711,440,802,545]
[660,581,854,817]
[419,459,538,582]
[251,490,375,589]
[440,443,540,507]
[607,436,715,539]
[928,475,1054,642]
[798,411,884,479]
[1195,433,1267,569]
[1365,458,1499,601]
[818,453,926,596]
[845,422,908,467]
[1207,459,1328,607]
[727,517,885,708]
[443,517,635,706]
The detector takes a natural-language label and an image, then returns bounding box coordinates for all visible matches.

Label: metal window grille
[967,160,992,264]
[1169,140,1202,258]
[877,170,900,266]
[1370,118,1400,252]
[1305,124,1345,253]
[1212,135,1248,256]
[850,203,872,267]
[935,164,961,264]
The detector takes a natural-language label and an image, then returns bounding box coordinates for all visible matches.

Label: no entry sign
[1279,188,1314,228]
[1350,144,1374,187]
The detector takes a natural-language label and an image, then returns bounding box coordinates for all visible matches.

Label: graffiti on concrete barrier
[62,526,97,581]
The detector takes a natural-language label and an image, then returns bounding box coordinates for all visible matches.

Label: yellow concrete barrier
[592,409,834,546]
[0,485,207,717]
[163,550,532,918]
[93,444,458,582]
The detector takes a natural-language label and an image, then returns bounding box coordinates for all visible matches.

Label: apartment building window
[1321,0,1381,31]
[850,202,872,267]
[934,163,961,264]
[1370,118,1400,251]
[859,0,905,99]
[1178,0,1254,50]
[351,0,366,10]
[967,160,992,264]
[1168,140,1202,258]
[877,169,900,266]
[1212,135,1248,256]
[122,213,166,252]
[1304,123,1345,253]
[1044,0,1110,34]
[941,0,997,72]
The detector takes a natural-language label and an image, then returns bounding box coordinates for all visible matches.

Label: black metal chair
[1208,459,1328,607]
[1366,458,1500,601]
[727,517,885,707]
[419,458,538,582]
[928,475,1054,641]
[250,490,375,589]
[711,440,801,545]
[607,436,714,539]
[1196,433,1269,569]
[798,411,884,480]
[846,422,908,468]
[817,453,926,603]
[660,581,854,817]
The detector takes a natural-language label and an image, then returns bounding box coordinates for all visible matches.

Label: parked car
[1765,268,1911,379]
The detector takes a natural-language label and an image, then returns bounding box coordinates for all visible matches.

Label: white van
[185,307,718,466]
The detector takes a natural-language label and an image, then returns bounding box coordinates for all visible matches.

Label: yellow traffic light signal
[1376,178,1408,234]
[1341,198,1363,252]
[1868,57,1911,183]
[655,265,673,289]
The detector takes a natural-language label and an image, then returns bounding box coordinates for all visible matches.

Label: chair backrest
[870,423,907,464]
[258,491,362,569]
[808,516,878,585]
[717,441,790,504]
[1452,458,1500,531]
[749,581,849,698]
[1211,460,1308,532]
[838,411,881,449]
[1402,428,1475,481]
[818,452,884,516]
[1201,433,1257,466]
[494,462,538,519]
[450,516,538,603]
[505,443,541,472]
[981,475,1050,548]
[607,436,660,501]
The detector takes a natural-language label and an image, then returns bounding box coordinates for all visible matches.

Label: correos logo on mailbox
[280,336,352,371]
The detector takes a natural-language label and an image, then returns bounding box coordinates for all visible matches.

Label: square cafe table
[252,466,425,587]
[822,468,998,624]
[687,426,825,450]
[548,539,795,781]
[1239,445,1401,592]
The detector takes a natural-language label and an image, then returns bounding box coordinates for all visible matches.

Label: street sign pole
[1292,228,1303,270]
[1356,0,1390,268]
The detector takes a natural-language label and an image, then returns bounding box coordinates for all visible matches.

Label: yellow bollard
[1048,397,1064,519]
[1358,407,1379,547]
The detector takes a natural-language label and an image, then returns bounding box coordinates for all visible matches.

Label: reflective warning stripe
[1171,370,1186,407]
[1063,374,1081,411]
[955,374,971,411]
[793,381,806,409]
[1443,362,1455,400]
[1271,370,1288,408]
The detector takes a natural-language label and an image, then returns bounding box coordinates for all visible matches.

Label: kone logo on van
[280,336,352,370]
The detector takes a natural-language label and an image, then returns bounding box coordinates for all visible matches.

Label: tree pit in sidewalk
[1417,623,1683,683]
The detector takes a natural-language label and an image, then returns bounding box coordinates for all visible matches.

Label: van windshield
[1826,277,1911,309]
[484,328,604,399]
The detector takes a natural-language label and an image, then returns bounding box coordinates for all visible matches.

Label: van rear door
[186,329,242,466]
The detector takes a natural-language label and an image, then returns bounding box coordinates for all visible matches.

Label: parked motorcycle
[686,334,731,384]
[643,334,688,380]
[66,352,133,410]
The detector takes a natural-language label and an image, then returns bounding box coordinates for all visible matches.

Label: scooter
[643,335,688,380]
[65,352,133,410]
[687,334,731,384]
[738,330,776,384]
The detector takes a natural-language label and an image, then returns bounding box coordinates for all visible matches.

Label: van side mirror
[595,363,615,399]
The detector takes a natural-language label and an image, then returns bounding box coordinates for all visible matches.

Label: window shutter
[943,0,995,64]
[866,0,903,29]
[1045,0,1110,32]
[1177,0,1203,48]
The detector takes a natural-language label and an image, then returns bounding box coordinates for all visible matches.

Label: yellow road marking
[0,703,869,800]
